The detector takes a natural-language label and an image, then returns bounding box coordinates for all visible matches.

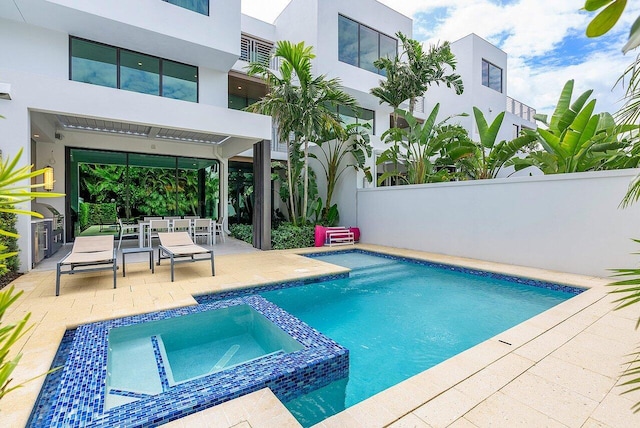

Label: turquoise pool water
[261,252,576,426]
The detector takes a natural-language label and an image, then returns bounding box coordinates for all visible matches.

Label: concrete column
[252,140,271,250]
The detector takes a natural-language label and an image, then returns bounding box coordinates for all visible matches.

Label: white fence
[356,169,640,278]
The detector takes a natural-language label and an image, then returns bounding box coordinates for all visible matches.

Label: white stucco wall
[1,0,240,71]
[356,169,640,278]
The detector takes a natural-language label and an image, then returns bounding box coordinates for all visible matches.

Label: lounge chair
[56,235,117,296]
[157,232,215,282]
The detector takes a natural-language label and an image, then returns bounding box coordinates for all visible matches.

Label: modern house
[0,0,535,271]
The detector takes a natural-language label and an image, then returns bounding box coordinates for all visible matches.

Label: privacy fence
[356,169,640,278]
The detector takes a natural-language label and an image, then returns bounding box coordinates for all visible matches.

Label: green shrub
[230,222,315,250]
[88,203,117,225]
[229,224,253,244]
[271,223,314,250]
[78,202,90,231]
[0,210,19,275]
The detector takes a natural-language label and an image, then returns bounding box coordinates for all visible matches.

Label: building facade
[0,0,535,271]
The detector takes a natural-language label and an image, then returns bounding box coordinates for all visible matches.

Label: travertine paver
[2,242,640,428]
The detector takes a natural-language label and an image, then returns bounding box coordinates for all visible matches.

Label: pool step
[211,344,240,371]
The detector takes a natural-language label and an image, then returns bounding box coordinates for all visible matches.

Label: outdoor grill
[32,202,65,258]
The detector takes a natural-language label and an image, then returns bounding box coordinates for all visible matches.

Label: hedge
[229,222,315,250]
[79,202,117,230]
[0,210,19,275]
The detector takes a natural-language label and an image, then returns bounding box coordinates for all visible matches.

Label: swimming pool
[29,249,584,427]
[263,251,583,426]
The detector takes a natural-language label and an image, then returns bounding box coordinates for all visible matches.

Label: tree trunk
[286,136,297,226]
[302,137,309,223]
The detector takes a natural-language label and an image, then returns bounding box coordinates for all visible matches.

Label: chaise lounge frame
[56,235,117,296]
[157,232,215,282]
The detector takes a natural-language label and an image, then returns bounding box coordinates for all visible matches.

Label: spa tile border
[32,295,348,427]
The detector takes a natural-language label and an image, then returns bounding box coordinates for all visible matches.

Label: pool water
[261,252,577,426]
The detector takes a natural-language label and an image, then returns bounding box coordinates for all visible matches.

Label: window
[163,60,198,102]
[120,51,160,96]
[482,59,502,92]
[163,0,209,15]
[70,37,198,102]
[70,38,117,88]
[513,124,520,139]
[228,94,258,110]
[327,104,376,134]
[338,15,396,75]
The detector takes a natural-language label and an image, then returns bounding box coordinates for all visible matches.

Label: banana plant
[458,107,536,179]
[508,80,638,174]
[377,106,473,185]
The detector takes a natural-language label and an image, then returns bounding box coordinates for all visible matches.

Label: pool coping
[3,243,639,427]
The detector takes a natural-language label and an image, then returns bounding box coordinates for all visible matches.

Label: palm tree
[247,41,358,224]
[372,32,464,128]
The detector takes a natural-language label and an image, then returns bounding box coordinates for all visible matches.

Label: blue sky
[242,0,640,116]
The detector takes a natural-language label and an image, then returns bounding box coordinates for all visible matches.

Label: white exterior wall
[356,169,640,278]
[425,34,535,143]
[0,0,240,71]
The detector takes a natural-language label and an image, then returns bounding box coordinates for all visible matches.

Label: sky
[241,0,640,117]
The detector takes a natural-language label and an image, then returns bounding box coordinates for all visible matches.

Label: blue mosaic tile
[29,295,348,428]
[151,335,170,392]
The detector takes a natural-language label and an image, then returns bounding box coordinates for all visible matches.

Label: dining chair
[143,216,162,222]
[214,216,226,243]
[171,218,192,236]
[147,219,170,247]
[183,215,200,220]
[193,218,213,245]
[163,216,181,220]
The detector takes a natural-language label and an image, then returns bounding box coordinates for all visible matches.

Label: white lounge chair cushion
[63,236,115,264]
[158,232,210,255]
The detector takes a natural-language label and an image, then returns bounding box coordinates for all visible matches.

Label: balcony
[506,97,536,122]
[240,34,276,68]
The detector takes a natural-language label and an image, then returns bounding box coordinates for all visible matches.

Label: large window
[326,104,376,134]
[70,37,198,102]
[338,15,396,75]
[163,0,209,15]
[482,59,502,93]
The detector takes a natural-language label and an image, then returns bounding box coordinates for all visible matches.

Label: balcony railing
[240,34,276,68]
[506,96,536,122]
[399,96,425,114]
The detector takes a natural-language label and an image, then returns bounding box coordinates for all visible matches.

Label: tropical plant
[457,107,536,180]
[247,41,357,225]
[0,147,63,403]
[377,106,473,185]
[508,80,637,174]
[311,122,373,224]
[0,286,31,401]
[583,0,640,53]
[371,32,464,128]
[607,247,640,412]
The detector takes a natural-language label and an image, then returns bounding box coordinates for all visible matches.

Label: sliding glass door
[68,148,219,240]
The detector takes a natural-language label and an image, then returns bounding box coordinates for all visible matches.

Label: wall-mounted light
[43,166,54,191]
[0,82,12,100]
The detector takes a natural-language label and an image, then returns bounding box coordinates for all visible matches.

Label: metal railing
[506,96,536,122]
[399,96,425,114]
[240,34,275,68]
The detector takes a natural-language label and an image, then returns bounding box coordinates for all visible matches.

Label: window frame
[481,59,503,93]
[69,36,199,103]
[162,0,209,16]
[338,14,397,75]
